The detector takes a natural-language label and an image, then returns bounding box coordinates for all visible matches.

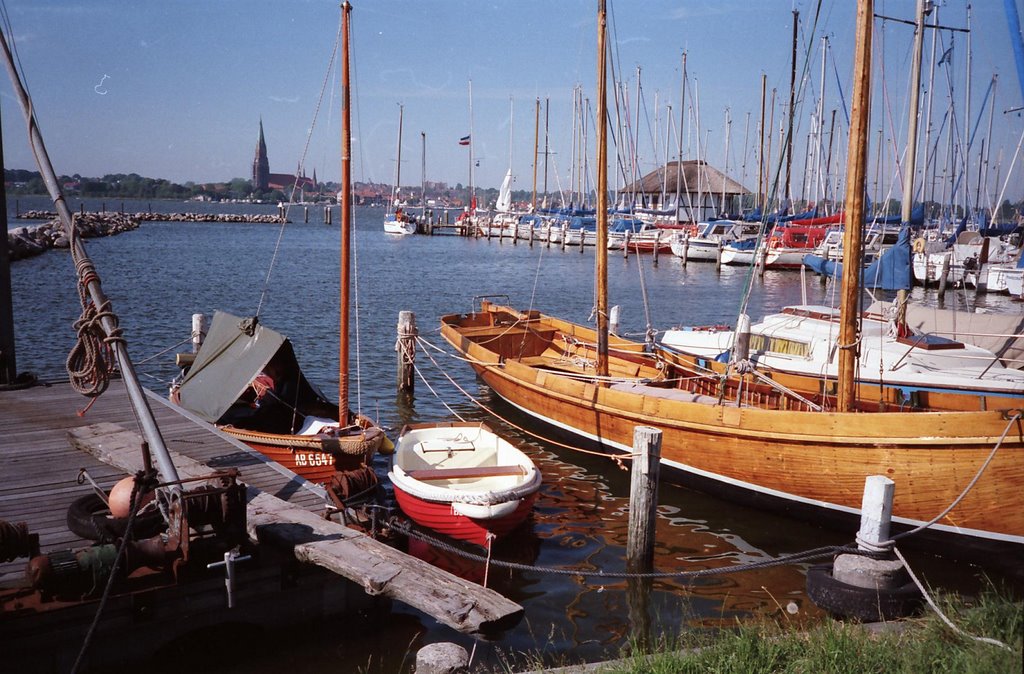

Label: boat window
[750,334,811,357]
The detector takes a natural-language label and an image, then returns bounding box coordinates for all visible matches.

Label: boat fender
[66,493,166,543]
[912,237,926,254]
[805,563,922,622]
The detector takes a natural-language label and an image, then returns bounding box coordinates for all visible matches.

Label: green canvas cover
[174,311,287,423]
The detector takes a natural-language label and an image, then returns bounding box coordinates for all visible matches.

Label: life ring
[66,493,166,543]
[912,237,926,254]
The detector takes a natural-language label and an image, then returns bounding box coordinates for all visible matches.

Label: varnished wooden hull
[441,303,1024,547]
[221,413,385,484]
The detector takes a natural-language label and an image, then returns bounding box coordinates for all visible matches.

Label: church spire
[252,118,270,191]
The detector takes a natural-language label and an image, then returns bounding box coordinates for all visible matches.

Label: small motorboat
[389,422,542,547]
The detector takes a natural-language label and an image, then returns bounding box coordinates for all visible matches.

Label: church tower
[252,119,270,191]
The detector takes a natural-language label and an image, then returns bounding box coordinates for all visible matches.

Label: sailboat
[383,103,416,235]
[440,0,1023,551]
[173,2,388,488]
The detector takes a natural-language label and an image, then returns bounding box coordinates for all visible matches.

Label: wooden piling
[397,311,417,393]
[528,225,534,247]
[303,206,309,223]
[652,232,661,266]
[627,426,661,572]
[680,233,689,268]
[623,232,631,258]
[715,240,723,271]
[937,252,950,298]
[579,228,585,253]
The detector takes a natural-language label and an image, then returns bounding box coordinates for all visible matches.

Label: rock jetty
[19,210,287,224]
[7,210,288,261]
[7,213,140,261]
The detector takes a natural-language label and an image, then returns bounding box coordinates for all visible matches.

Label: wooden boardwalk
[0,378,329,583]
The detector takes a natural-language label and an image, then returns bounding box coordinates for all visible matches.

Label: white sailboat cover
[495,168,513,213]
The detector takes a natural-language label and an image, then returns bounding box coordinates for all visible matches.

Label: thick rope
[66,242,123,399]
[391,517,845,580]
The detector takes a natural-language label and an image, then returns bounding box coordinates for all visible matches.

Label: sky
[1,0,1022,204]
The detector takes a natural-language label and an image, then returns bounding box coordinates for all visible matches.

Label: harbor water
[6,197,1022,672]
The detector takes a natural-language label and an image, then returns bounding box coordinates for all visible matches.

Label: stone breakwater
[7,212,140,261]
[7,210,287,261]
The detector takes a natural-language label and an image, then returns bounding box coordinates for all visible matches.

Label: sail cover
[174,311,287,423]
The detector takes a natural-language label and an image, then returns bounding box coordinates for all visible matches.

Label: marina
[2,0,1023,671]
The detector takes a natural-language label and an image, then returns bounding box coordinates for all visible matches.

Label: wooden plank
[68,423,523,634]
[405,465,526,481]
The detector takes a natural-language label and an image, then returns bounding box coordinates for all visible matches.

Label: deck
[0,378,329,584]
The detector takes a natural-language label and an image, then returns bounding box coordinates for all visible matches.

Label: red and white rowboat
[389,422,542,547]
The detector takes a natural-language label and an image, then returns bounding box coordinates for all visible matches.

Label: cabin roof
[623,160,750,196]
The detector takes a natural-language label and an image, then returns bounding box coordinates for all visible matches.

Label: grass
[511,585,1022,674]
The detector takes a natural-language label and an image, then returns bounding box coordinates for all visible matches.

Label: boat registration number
[294,452,334,467]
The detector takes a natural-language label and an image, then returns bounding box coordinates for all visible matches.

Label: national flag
[459,135,471,146]
[938,46,953,66]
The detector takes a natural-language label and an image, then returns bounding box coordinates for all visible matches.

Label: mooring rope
[414,336,636,464]
[390,517,845,580]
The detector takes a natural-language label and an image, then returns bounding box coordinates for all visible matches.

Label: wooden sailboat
[440,0,1023,551]
[173,2,387,486]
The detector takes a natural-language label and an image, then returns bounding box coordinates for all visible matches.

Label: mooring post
[623,231,630,258]
[715,239,723,271]
[191,313,208,353]
[758,242,768,277]
[560,227,567,251]
[680,233,689,268]
[832,475,906,591]
[937,252,950,299]
[303,206,309,223]
[579,227,585,253]
[528,224,534,247]
[652,231,661,266]
[397,311,417,393]
[627,426,662,573]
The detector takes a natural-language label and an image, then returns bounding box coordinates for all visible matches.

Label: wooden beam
[67,422,523,634]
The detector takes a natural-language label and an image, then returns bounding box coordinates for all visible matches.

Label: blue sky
[1,1,1021,203]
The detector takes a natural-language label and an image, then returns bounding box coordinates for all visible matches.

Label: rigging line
[414,337,637,462]
[411,361,467,422]
[255,12,343,318]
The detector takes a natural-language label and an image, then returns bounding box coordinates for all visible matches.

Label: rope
[414,336,635,464]
[893,546,1012,652]
[390,518,846,580]
[66,247,124,400]
[71,471,156,674]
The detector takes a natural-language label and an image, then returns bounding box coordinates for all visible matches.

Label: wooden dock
[1,379,521,671]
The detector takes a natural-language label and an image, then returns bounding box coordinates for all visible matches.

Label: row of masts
[404,2,1005,226]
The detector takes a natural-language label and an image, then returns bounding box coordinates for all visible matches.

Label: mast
[0,100,15,385]
[0,24,180,485]
[544,97,550,207]
[785,9,799,204]
[339,0,352,422]
[897,0,927,325]
[675,51,687,223]
[837,0,873,413]
[596,0,608,378]
[420,131,426,219]
[757,73,766,212]
[468,79,475,213]
[532,97,540,210]
[391,103,403,213]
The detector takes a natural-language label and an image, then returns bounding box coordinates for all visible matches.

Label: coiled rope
[65,230,123,400]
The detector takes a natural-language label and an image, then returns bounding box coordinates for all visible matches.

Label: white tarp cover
[868,300,1024,369]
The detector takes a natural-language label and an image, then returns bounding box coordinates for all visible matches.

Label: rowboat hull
[440,303,1024,548]
[389,422,542,547]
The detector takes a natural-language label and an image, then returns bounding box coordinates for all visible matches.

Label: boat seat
[405,465,527,481]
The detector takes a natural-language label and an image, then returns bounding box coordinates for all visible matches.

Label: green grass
[602,587,1023,674]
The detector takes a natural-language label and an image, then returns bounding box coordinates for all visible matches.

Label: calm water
[6,197,1021,672]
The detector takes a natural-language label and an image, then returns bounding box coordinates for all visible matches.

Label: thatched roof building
[622,160,750,220]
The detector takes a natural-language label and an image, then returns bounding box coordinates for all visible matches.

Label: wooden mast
[837,0,873,412]
[339,0,352,423]
[595,0,609,378]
